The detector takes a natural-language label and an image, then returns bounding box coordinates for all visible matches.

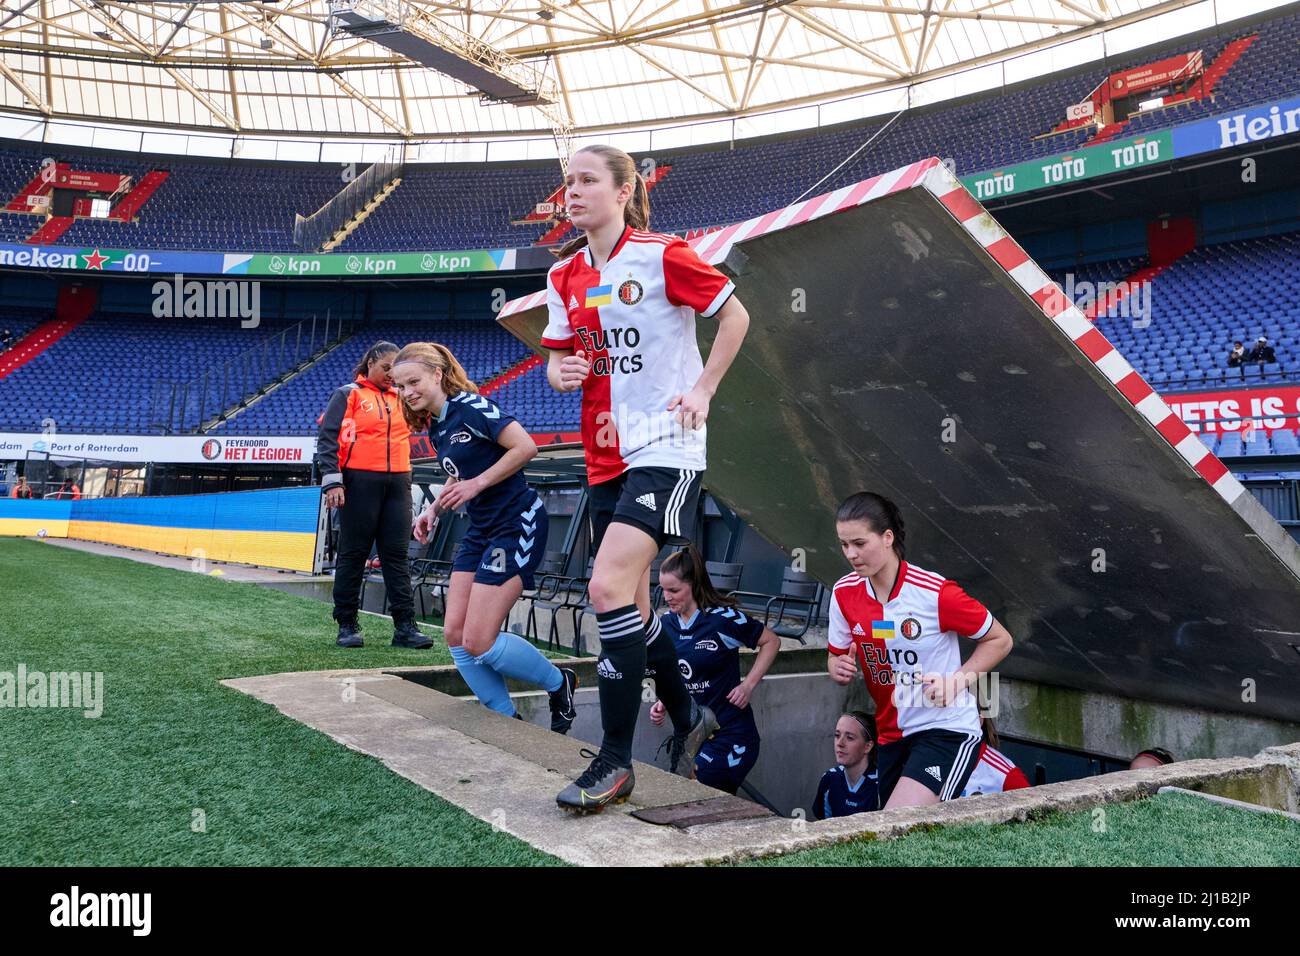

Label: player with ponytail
[392,342,578,734]
[542,144,753,812]
[828,492,1014,809]
[648,544,780,794]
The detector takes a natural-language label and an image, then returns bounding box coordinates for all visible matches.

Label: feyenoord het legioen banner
[0,433,314,464]
[3,432,581,465]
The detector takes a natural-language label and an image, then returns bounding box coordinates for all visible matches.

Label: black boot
[548,668,579,734]
[336,617,363,648]
[392,617,433,649]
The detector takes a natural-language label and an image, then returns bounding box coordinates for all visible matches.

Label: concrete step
[223,665,1300,865]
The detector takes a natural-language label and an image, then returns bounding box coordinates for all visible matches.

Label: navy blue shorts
[692,735,759,795]
[451,495,548,588]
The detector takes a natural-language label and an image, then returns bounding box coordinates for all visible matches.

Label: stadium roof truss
[0,0,1242,141]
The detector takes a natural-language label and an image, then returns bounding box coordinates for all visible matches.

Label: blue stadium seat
[0,8,1295,251]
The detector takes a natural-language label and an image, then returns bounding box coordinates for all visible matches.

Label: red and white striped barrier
[497,156,1243,506]
[913,160,1243,508]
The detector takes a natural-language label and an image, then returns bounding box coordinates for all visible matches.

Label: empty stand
[214,319,534,437]
[0,313,301,434]
[1055,232,1300,459]
[0,10,1293,253]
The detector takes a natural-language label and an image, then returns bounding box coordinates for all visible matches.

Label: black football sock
[644,613,694,733]
[594,605,647,768]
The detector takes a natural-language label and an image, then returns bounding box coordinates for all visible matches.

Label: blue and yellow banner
[0,499,71,539]
[0,487,321,572]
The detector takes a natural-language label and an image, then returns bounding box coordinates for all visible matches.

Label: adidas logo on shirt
[596,659,623,680]
[926,765,943,782]
[636,492,657,512]
[568,294,580,311]
[851,623,866,637]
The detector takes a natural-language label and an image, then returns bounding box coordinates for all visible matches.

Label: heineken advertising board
[1170,94,1300,155]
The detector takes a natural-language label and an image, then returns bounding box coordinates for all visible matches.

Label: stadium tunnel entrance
[482,158,1300,816]
[394,651,1300,819]
[496,159,1300,730]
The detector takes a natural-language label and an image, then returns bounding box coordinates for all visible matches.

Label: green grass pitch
[3,537,1297,867]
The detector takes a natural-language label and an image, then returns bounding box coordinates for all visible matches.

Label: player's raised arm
[436,418,537,513]
[921,580,1014,708]
[943,617,1013,705]
[706,295,751,381]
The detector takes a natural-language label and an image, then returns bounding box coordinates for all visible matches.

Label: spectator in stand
[9,476,32,499]
[1248,336,1276,365]
[0,328,13,352]
[1227,341,1246,368]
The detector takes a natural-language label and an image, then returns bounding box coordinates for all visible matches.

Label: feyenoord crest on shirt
[618,278,643,305]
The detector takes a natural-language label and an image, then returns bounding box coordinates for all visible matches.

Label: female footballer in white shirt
[543,145,752,812]
[828,492,1014,809]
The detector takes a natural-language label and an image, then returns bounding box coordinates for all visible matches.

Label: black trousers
[332,469,415,623]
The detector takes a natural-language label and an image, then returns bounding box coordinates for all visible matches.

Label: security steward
[317,340,430,649]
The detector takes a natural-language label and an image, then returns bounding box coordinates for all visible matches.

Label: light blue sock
[477,631,563,693]
[449,645,515,716]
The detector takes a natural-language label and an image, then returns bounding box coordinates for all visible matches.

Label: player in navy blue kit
[392,342,578,733]
[812,711,880,819]
[647,545,779,792]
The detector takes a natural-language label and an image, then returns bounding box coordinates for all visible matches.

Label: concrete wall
[993,676,1300,763]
